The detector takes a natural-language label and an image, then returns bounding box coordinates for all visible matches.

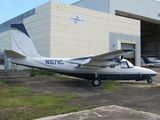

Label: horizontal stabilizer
[4,50,26,58]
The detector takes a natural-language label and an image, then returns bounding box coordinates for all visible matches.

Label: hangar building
[73,0,160,56]
[0,0,159,70]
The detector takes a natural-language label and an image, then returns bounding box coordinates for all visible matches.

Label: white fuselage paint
[9,57,157,80]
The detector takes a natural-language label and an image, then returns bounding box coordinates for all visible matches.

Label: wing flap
[66,56,92,65]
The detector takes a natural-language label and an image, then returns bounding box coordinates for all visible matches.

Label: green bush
[30,69,55,77]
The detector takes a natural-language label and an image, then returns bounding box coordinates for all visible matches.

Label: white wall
[0,31,11,51]
[24,2,51,57]
[50,1,140,59]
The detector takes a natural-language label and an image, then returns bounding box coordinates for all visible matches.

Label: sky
[0,0,79,24]
[0,0,160,24]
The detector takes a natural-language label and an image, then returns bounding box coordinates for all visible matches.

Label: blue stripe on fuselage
[55,72,156,80]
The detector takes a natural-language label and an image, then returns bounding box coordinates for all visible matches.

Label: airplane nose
[154,71,157,76]
[150,69,157,77]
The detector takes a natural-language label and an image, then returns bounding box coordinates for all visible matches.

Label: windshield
[127,61,134,68]
[121,61,134,68]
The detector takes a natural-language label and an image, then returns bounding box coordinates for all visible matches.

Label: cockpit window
[121,61,134,68]
[121,62,128,68]
[154,58,158,60]
[127,61,134,68]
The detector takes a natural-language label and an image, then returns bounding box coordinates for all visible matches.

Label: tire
[147,78,153,83]
[92,78,101,86]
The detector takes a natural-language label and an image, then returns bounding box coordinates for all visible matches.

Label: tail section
[10,24,41,57]
[141,56,151,64]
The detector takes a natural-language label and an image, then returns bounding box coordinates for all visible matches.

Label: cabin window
[121,62,128,68]
[110,66,115,68]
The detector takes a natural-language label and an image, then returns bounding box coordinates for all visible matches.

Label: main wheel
[92,78,101,86]
[147,78,153,83]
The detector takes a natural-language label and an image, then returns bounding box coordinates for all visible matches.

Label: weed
[133,108,141,110]
[0,85,80,120]
[30,69,55,77]
[0,80,10,88]
[100,80,121,92]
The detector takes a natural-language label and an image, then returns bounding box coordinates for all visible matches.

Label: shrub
[30,69,55,77]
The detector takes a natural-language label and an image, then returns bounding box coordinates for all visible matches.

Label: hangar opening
[116,10,160,60]
[141,21,160,58]
[121,43,135,65]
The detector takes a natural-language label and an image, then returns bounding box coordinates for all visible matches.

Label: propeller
[121,55,124,60]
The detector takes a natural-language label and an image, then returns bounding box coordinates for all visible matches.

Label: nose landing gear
[147,78,153,83]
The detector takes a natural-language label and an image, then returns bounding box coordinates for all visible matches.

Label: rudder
[11,24,41,57]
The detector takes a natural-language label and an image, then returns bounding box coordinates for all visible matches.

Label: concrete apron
[34,105,160,120]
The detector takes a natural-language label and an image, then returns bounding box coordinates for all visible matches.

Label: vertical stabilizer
[11,24,41,57]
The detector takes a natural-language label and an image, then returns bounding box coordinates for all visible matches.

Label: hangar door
[121,43,135,65]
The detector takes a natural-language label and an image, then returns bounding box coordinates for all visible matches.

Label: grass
[0,80,10,89]
[30,69,55,77]
[0,80,81,120]
[133,107,141,110]
[100,80,121,92]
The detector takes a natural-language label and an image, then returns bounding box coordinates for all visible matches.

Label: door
[121,43,135,65]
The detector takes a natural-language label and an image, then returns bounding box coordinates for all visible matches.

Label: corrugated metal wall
[73,0,110,13]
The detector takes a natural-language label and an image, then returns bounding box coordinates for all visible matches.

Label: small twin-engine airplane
[141,55,160,67]
[4,24,157,86]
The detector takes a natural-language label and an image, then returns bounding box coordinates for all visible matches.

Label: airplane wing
[66,49,134,67]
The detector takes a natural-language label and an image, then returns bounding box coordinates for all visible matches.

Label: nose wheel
[147,78,153,83]
[92,77,101,86]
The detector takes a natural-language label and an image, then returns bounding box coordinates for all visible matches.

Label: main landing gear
[92,77,101,86]
[92,70,101,86]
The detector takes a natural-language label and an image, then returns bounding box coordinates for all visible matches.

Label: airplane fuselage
[9,57,156,81]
